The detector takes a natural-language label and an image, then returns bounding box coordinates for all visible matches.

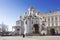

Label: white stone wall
[16,20,24,34]
[16,20,21,26]
[46,12,60,27]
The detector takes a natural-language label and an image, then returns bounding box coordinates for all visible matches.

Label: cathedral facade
[13,7,60,35]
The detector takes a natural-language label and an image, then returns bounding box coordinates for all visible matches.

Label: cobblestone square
[0,36,60,40]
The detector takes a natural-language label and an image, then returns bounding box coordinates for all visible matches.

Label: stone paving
[0,36,60,40]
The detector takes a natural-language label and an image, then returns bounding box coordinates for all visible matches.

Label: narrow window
[48,17,50,21]
[48,23,50,26]
[55,16,57,21]
[36,21,37,23]
[45,19,46,22]
[52,23,54,26]
[56,22,57,26]
[25,21,27,24]
[59,15,60,20]
[52,17,53,21]
[32,21,33,24]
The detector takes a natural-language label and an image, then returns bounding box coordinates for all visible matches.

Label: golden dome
[27,17,31,20]
[42,14,46,19]
[36,12,40,15]
[20,16,22,18]
[28,7,34,12]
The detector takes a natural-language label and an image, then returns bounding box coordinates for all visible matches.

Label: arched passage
[50,28,55,35]
[33,24,39,33]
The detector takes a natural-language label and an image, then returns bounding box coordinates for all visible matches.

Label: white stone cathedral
[12,7,60,35]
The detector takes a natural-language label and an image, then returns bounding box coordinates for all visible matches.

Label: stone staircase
[32,33,40,36]
[25,33,41,36]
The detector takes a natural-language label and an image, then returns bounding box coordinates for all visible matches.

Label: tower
[28,7,34,16]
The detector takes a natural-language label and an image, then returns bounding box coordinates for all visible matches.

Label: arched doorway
[33,24,39,33]
[50,28,55,35]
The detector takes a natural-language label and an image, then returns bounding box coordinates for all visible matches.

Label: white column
[50,16,52,27]
[19,28,21,35]
[24,20,27,35]
[39,20,41,33]
[28,20,31,34]
[58,16,59,26]
[46,16,48,27]
[54,16,56,26]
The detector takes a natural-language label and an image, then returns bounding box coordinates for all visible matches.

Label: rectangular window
[16,21,21,26]
[42,23,45,26]
[59,15,60,20]
[36,21,37,23]
[32,21,33,24]
[52,17,53,21]
[45,19,46,22]
[48,17,50,23]
[48,23,50,26]
[48,17,50,21]
[32,28,33,30]
[59,27,60,31]
[56,22,57,26]
[55,16,57,21]
[52,23,54,26]
[16,21,20,24]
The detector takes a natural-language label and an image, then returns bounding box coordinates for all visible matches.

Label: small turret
[41,14,46,21]
[36,12,40,16]
[24,12,28,19]
[42,14,46,19]
[20,16,22,20]
[24,12,28,16]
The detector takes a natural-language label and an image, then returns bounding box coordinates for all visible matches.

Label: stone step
[32,34,40,36]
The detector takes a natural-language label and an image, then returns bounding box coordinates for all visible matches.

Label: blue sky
[0,0,60,31]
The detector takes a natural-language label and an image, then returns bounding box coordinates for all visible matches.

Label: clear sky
[0,0,60,31]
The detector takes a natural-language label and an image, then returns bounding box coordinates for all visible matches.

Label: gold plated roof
[29,7,34,11]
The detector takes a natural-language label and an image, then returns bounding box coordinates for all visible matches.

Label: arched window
[17,29,20,31]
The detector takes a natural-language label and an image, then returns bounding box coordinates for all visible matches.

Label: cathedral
[12,7,60,35]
